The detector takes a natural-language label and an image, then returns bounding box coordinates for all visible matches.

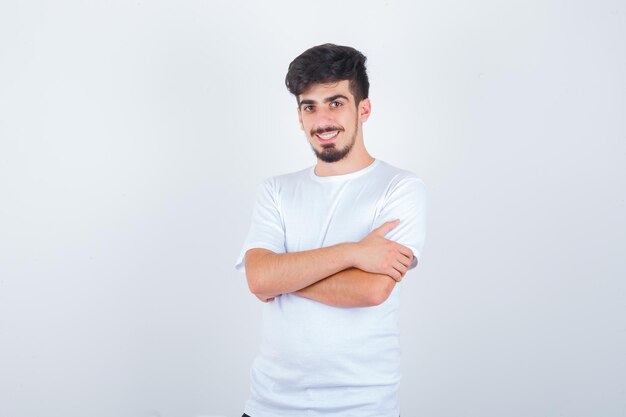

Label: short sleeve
[373,177,427,270]
[234,178,286,273]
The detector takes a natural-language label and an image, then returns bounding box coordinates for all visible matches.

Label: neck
[314,141,375,177]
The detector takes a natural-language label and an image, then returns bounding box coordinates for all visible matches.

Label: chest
[279,180,386,251]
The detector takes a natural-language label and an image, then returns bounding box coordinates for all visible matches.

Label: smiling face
[297,80,371,163]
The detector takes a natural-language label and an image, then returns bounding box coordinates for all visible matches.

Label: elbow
[366,277,396,306]
[246,268,266,296]
[246,261,275,296]
[248,279,267,297]
[246,274,259,295]
[246,269,275,303]
[244,249,271,295]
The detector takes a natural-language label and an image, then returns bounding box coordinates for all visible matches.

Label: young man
[235,44,427,417]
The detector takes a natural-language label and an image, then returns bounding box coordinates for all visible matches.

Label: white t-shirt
[235,159,427,417]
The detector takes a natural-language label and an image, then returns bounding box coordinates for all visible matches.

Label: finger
[388,268,402,282]
[394,261,408,276]
[257,294,275,303]
[396,255,411,268]
[372,219,400,236]
[395,243,414,260]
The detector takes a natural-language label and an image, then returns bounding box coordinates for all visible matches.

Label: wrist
[339,242,360,269]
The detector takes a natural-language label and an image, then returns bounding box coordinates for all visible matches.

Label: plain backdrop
[1,1,625,417]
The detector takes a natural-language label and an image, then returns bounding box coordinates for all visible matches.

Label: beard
[313,142,353,163]
[309,121,358,163]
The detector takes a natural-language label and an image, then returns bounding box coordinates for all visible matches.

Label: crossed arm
[244,220,415,307]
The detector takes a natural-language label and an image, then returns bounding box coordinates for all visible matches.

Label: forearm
[294,267,396,307]
[245,243,357,296]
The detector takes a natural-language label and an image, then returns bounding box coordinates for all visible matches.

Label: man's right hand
[351,220,414,282]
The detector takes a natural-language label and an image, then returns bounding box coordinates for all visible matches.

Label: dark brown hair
[285,43,369,104]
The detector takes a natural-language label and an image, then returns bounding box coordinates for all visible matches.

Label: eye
[303,105,314,112]
[330,101,343,108]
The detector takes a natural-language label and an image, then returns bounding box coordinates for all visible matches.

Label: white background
[1,1,625,416]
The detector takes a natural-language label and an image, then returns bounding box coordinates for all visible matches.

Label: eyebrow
[299,94,350,108]
[324,94,350,103]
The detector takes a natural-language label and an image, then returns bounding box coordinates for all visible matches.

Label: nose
[312,106,335,126]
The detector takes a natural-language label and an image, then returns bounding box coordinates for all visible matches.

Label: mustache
[311,126,344,136]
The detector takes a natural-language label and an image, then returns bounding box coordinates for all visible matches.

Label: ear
[358,98,371,123]
[297,107,304,130]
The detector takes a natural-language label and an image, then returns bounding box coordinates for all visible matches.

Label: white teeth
[318,131,338,140]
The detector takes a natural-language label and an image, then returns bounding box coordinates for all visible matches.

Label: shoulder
[270,166,311,185]
[257,166,312,194]
[375,160,426,194]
